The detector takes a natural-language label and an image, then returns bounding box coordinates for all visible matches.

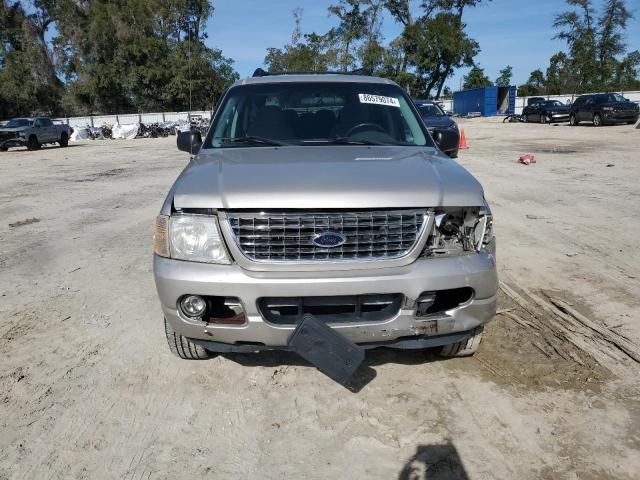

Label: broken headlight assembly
[421,206,494,258]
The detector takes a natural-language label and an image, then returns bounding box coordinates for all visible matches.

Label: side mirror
[432,128,458,154]
[177,129,202,154]
[445,111,453,116]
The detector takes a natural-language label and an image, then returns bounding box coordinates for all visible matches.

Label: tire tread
[164,318,211,360]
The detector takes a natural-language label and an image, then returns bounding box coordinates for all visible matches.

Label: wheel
[539,113,547,124]
[59,133,68,147]
[446,148,459,159]
[569,114,577,126]
[27,135,40,150]
[523,114,529,123]
[593,113,602,127]
[439,326,484,357]
[0,146,7,152]
[164,317,212,360]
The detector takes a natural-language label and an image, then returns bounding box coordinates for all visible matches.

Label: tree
[264,9,338,72]
[0,0,64,117]
[552,0,637,92]
[495,65,513,86]
[0,0,238,116]
[517,68,546,96]
[462,65,492,89]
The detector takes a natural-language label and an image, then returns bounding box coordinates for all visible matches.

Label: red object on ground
[458,129,469,150]
[518,154,536,165]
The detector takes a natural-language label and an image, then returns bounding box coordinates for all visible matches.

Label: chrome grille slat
[226,209,427,262]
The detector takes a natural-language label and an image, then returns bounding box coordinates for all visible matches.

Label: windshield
[6,118,32,128]
[417,103,445,117]
[599,93,627,103]
[209,82,430,148]
[544,101,564,108]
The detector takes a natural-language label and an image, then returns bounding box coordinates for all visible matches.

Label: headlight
[423,206,493,257]
[602,106,614,111]
[153,214,230,264]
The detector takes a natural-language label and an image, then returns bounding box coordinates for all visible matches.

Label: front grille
[258,294,404,324]
[226,209,427,262]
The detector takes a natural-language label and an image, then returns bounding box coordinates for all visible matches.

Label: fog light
[180,295,207,318]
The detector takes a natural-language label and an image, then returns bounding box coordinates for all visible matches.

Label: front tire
[593,113,602,127]
[539,113,547,124]
[569,114,577,126]
[523,114,529,123]
[446,148,459,159]
[164,317,213,360]
[439,326,484,357]
[59,133,69,147]
[27,135,40,150]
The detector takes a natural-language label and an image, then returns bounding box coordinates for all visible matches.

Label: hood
[421,116,456,128]
[172,146,485,210]
[602,101,638,109]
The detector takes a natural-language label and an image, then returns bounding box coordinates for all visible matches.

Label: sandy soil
[1,119,639,479]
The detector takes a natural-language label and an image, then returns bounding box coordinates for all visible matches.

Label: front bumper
[602,112,639,124]
[0,137,26,148]
[154,252,498,348]
[549,113,569,122]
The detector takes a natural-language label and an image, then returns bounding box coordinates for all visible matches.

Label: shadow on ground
[222,347,445,392]
[398,442,470,480]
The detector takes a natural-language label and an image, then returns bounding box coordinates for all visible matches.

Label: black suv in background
[414,100,459,158]
[569,93,639,126]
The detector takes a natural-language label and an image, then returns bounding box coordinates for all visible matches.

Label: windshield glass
[544,101,564,107]
[6,118,32,128]
[209,82,430,148]
[417,103,445,116]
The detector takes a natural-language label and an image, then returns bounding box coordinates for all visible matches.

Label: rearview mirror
[177,130,202,154]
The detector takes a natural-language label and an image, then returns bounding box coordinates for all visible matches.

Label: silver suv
[153,73,497,360]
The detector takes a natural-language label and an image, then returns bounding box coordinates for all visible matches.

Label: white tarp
[112,123,139,140]
[70,127,90,141]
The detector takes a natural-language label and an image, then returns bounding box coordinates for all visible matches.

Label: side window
[40,118,53,127]
[585,97,595,106]
[34,119,42,127]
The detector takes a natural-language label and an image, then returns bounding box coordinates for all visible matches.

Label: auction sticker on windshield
[358,94,400,108]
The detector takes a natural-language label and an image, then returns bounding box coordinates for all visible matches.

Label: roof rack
[252,67,372,78]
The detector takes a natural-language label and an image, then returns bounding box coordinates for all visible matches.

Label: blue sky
[207,0,640,89]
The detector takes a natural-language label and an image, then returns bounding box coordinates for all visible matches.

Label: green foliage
[550,0,638,93]
[495,65,513,86]
[517,69,546,96]
[264,9,338,72]
[262,1,487,99]
[0,0,238,117]
[462,65,492,89]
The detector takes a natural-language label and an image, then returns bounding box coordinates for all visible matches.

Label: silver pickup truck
[0,117,73,151]
[153,72,497,361]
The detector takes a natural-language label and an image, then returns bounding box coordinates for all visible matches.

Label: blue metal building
[453,86,517,116]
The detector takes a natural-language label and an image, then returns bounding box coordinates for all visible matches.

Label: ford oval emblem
[311,232,346,248]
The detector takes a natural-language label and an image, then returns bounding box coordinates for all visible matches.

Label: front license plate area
[287,314,365,386]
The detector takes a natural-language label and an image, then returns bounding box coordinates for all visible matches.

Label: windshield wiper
[326,136,384,146]
[217,136,288,146]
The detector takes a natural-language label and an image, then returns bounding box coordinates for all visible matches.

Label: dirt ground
[1,118,639,479]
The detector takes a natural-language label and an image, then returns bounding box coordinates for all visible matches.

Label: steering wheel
[345,123,386,137]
